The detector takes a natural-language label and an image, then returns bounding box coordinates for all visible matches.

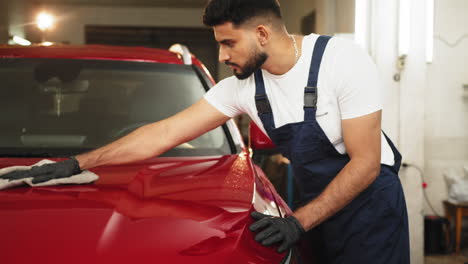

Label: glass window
[0,58,231,157]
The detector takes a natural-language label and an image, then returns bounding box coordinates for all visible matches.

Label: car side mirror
[249,121,276,150]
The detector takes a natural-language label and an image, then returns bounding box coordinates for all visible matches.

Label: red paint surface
[249,121,276,150]
[0,44,216,83]
[0,154,286,263]
[0,44,182,63]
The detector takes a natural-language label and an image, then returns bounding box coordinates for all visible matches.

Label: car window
[0,58,232,157]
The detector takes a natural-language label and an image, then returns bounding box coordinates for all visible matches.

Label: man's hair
[203,0,282,27]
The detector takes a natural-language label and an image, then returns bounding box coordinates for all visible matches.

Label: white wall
[425,0,468,215]
[368,0,468,262]
[399,1,427,263]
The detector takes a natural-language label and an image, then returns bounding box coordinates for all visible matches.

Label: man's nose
[218,46,230,63]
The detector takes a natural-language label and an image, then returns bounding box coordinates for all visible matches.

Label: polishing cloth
[0,159,99,190]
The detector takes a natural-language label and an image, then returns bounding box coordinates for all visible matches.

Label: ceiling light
[12,36,31,46]
[36,12,54,31]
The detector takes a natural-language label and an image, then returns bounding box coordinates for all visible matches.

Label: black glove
[249,211,305,253]
[0,157,82,184]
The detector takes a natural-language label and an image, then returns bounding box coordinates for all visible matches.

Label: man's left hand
[249,211,305,253]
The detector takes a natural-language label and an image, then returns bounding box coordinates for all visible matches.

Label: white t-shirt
[205,34,395,166]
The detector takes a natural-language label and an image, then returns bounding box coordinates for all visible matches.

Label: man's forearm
[76,121,173,170]
[293,158,380,231]
[74,99,231,171]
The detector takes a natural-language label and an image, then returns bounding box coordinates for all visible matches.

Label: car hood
[0,155,284,264]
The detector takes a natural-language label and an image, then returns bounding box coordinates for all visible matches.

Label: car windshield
[0,58,232,157]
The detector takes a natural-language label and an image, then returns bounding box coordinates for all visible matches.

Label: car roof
[0,44,193,64]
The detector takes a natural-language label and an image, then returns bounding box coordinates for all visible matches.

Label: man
[1,0,410,263]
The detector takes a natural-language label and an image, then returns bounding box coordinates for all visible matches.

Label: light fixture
[426,0,434,63]
[354,0,370,51]
[398,0,411,56]
[12,36,31,46]
[36,12,55,42]
[36,12,54,31]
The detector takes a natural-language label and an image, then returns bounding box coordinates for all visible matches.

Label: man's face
[213,22,268,80]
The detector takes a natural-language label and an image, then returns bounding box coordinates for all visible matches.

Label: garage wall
[8,1,28,39]
[33,5,236,80]
[281,0,327,34]
[0,1,9,43]
[34,1,356,80]
[398,1,427,262]
[425,0,468,214]
[281,0,354,36]
[41,5,204,44]
[0,0,29,43]
[281,0,349,36]
[368,0,468,262]
[334,0,355,33]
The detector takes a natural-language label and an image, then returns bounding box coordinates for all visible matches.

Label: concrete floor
[425,247,468,264]
[425,254,468,264]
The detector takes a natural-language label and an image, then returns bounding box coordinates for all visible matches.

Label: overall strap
[382,131,403,173]
[304,35,332,121]
[254,69,276,129]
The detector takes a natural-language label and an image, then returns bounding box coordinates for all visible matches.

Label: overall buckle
[255,94,272,114]
[304,86,317,108]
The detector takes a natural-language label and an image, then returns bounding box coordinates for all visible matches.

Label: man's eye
[219,41,234,48]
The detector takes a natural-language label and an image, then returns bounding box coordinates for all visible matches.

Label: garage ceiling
[39,0,208,8]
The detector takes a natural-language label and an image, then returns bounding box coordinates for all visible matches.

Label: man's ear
[256,25,270,46]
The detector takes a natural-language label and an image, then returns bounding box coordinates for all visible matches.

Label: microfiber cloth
[0,159,99,190]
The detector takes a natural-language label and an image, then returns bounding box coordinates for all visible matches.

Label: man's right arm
[76,98,231,170]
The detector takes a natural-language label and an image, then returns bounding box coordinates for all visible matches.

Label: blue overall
[254,36,410,263]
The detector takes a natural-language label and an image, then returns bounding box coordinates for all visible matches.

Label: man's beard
[226,50,268,80]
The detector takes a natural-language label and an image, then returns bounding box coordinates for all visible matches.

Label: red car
[0,44,313,264]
